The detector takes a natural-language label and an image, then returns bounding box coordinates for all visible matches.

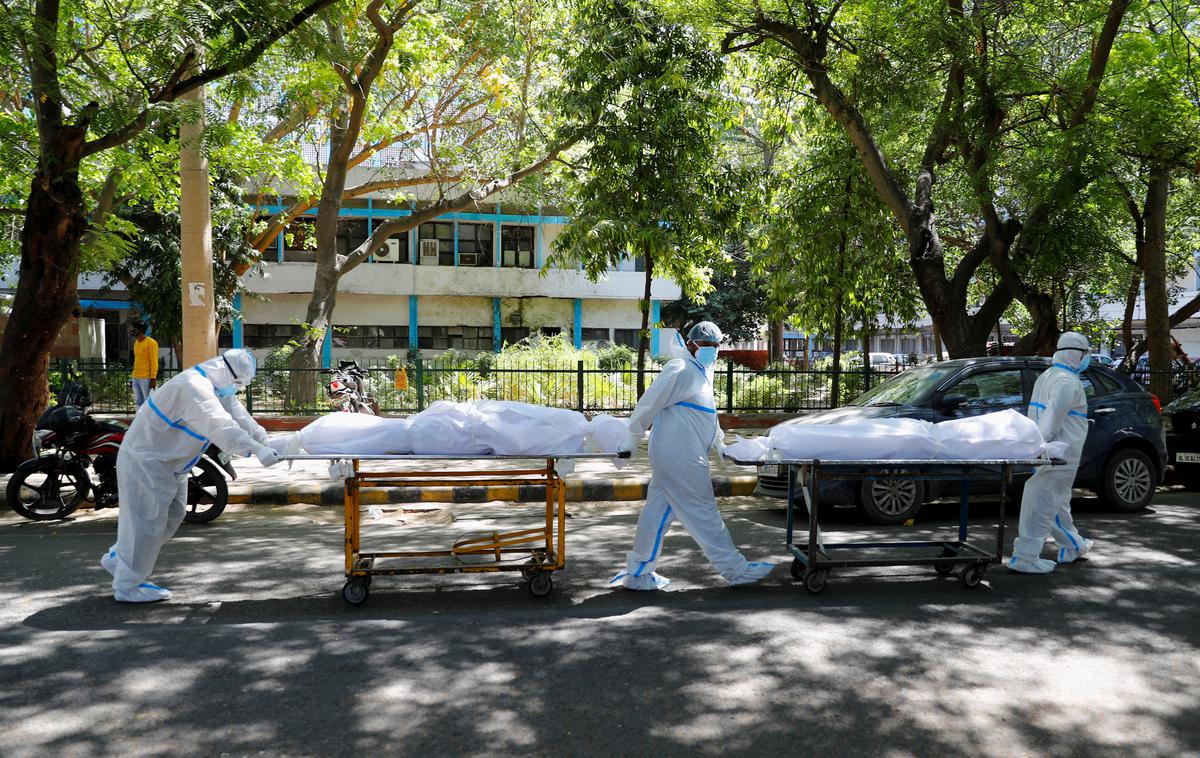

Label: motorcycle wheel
[6,455,91,520]
[184,457,229,524]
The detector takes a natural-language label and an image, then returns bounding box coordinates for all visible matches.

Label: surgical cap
[687,321,724,344]
[222,349,257,387]
[1056,332,1090,353]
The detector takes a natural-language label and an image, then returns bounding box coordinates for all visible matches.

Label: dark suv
[756,357,1167,524]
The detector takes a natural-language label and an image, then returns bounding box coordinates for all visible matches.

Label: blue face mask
[695,346,719,367]
[215,384,239,399]
[1078,354,1091,372]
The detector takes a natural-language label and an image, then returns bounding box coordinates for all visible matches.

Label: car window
[1085,370,1119,395]
[949,369,1024,409]
[1079,373,1097,399]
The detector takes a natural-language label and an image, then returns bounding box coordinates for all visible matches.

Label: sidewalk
[231,431,766,505]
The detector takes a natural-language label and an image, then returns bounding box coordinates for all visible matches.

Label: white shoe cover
[1007,556,1056,574]
[114,582,173,603]
[728,561,776,586]
[611,572,671,590]
[1057,539,1094,563]
[100,549,117,576]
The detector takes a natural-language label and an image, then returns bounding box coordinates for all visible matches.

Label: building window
[457,223,493,267]
[581,327,610,344]
[539,326,562,337]
[335,219,369,257]
[282,218,317,263]
[633,256,646,273]
[218,324,233,349]
[331,326,409,350]
[500,226,535,268]
[243,323,302,349]
[372,231,408,263]
[614,328,640,348]
[500,327,530,346]
[418,325,492,351]
[418,222,455,266]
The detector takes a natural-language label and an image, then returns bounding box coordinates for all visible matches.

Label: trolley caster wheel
[960,564,987,589]
[934,547,957,577]
[342,580,369,606]
[520,565,537,582]
[790,557,806,581]
[803,569,829,595]
[360,575,372,589]
[528,572,553,597]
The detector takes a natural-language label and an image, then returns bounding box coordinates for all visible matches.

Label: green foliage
[660,250,768,342]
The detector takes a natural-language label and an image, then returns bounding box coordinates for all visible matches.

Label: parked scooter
[5,373,236,522]
[322,360,380,414]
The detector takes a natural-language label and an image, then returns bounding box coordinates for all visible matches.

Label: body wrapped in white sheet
[726,410,1046,462]
[270,400,629,459]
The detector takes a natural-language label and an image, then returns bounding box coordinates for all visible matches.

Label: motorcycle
[322,360,380,414]
[6,380,236,523]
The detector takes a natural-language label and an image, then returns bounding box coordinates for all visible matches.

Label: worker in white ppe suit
[101,349,280,602]
[611,321,775,590]
[1008,332,1094,574]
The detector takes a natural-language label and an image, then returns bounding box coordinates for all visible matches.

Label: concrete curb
[227,474,760,506]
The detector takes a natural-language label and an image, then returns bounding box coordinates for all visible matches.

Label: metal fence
[54,357,906,416]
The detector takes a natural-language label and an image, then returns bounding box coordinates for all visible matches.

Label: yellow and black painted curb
[227,475,760,506]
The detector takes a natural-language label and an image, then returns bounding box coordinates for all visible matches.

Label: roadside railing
[52,357,907,416]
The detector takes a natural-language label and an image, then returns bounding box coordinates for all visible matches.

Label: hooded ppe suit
[104,349,277,602]
[612,325,774,590]
[1008,332,1094,574]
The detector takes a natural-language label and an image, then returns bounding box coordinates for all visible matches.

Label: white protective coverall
[612,332,773,589]
[103,349,277,601]
[1008,332,1094,573]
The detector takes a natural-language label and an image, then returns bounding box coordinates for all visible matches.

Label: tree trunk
[1143,166,1173,402]
[0,137,87,470]
[768,319,784,364]
[1122,272,1140,363]
[636,243,653,397]
[830,302,843,408]
[1012,292,1059,356]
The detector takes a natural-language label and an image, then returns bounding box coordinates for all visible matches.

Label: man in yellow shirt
[130,320,158,408]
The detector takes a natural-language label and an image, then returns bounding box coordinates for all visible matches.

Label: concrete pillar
[232,292,244,348]
[573,299,582,349]
[179,48,216,366]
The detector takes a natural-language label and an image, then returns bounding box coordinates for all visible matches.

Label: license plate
[1176,452,1200,463]
[760,464,782,477]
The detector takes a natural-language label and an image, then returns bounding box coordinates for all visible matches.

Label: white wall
[419,296,491,325]
[582,299,642,329]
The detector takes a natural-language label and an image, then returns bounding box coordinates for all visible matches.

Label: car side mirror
[941,393,968,411]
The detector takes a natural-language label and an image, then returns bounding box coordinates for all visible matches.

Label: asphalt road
[0,491,1197,757]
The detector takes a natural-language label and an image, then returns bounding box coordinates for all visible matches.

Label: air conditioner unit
[459,252,478,266]
[419,239,439,265]
[373,238,402,263]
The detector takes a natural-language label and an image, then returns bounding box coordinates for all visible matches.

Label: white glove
[254,444,280,468]
[618,432,641,457]
[251,425,270,445]
[1043,441,1069,461]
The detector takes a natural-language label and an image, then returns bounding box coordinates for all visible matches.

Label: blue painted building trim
[79,299,136,311]
[258,205,567,225]
[535,224,542,268]
[493,297,502,353]
[232,293,244,348]
[651,300,661,356]
[453,221,459,266]
[409,296,419,349]
[321,327,332,369]
[276,232,283,263]
[573,299,582,348]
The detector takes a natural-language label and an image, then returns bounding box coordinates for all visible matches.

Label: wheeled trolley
[728,457,1054,594]
[281,453,624,605]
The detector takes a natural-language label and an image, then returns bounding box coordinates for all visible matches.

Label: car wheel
[1099,448,1156,512]
[857,470,924,525]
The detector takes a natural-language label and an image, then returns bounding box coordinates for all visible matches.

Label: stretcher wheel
[528,572,553,597]
[790,557,806,581]
[342,580,369,605]
[934,547,958,577]
[960,564,987,589]
[803,569,829,595]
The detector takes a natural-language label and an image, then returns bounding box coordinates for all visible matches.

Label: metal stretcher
[280,453,626,605]
[727,456,1055,594]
